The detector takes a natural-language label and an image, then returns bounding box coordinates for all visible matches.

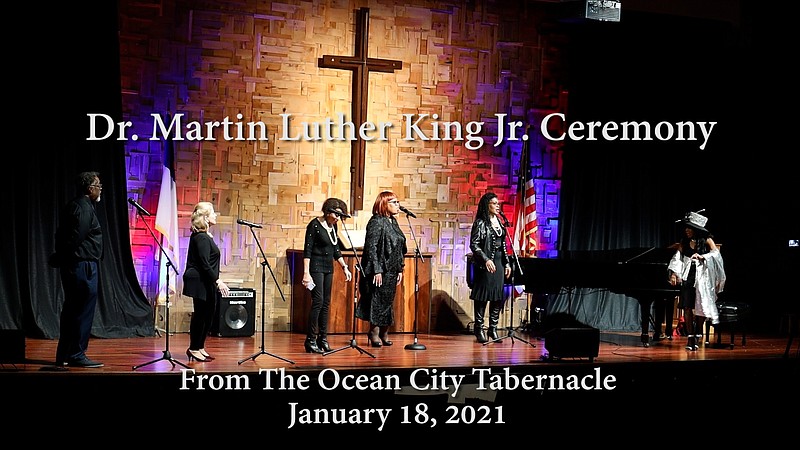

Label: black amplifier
[211,288,256,337]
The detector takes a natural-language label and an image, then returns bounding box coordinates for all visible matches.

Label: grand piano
[514,246,680,346]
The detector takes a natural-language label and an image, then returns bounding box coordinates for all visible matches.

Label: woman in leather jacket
[469,192,511,343]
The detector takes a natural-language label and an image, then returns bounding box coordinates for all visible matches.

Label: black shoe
[367,327,382,347]
[378,328,393,346]
[67,357,104,368]
[685,336,696,351]
[49,361,69,371]
[304,338,323,354]
[317,338,332,352]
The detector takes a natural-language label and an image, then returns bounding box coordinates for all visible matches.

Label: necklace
[490,216,503,237]
[318,217,338,245]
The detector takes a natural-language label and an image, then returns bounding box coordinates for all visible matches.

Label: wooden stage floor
[3,330,797,438]
[6,329,797,373]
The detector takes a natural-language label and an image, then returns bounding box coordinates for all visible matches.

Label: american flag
[512,128,538,257]
[154,117,180,304]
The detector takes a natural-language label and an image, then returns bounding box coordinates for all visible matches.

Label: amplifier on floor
[544,326,600,362]
[211,288,256,337]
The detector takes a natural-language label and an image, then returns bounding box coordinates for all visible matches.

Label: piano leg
[652,297,674,341]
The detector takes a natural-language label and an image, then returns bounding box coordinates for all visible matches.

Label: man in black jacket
[53,171,105,368]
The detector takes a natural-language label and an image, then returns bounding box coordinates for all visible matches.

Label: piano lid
[516,246,678,295]
[557,246,676,263]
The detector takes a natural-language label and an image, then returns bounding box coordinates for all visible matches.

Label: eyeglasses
[388,200,400,204]
[90,184,103,190]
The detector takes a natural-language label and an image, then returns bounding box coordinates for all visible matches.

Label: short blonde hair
[190,201,214,232]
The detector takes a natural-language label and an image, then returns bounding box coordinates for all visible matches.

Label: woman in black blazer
[355,191,407,347]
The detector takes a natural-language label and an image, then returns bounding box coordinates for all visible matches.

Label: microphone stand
[402,212,427,350]
[238,224,294,365]
[133,211,188,370]
[484,214,536,348]
[324,215,375,357]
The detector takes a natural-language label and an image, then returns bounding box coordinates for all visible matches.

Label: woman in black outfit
[469,192,511,343]
[182,202,230,362]
[301,198,352,353]
[355,191,407,347]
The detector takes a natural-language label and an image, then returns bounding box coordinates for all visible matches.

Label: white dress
[668,249,726,323]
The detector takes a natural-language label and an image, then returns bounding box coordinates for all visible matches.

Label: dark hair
[475,192,498,222]
[684,224,710,239]
[372,191,396,217]
[76,171,100,193]
[322,197,348,216]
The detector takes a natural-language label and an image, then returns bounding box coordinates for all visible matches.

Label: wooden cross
[318,7,402,211]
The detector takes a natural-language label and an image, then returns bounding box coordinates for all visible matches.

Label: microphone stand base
[404,337,427,351]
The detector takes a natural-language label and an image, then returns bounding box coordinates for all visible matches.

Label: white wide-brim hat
[681,211,709,233]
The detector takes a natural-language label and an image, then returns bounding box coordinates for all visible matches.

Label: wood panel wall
[120,0,568,333]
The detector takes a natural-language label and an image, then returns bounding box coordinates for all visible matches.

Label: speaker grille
[211,288,256,337]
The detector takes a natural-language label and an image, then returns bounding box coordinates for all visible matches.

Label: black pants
[56,260,99,362]
[190,294,218,350]
[307,271,333,339]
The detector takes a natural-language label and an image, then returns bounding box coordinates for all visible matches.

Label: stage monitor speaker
[544,327,600,361]
[0,329,26,363]
[211,288,256,337]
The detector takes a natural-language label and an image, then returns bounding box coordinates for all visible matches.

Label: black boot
[317,335,331,352]
[700,318,710,345]
[474,301,488,343]
[304,336,323,354]
[317,321,331,352]
[685,334,697,351]
[684,311,699,351]
[488,302,502,341]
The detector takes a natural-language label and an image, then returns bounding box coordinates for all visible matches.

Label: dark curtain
[1,2,153,338]
[546,8,796,332]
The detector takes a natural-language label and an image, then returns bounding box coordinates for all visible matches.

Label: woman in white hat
[667,211,726,351]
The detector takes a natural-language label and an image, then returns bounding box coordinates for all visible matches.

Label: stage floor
[3,330,797,438]
[4,329,795,374]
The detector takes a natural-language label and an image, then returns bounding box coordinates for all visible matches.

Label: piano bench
[703,302,751,349]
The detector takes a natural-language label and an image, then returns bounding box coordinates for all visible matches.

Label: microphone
[236,218,263,228]
[399,206,417,218]
[127,198,151,216]
[324,208,351,219]
[498,210,511,227]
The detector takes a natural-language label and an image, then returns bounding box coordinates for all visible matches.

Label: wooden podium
[287,249,432,334]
